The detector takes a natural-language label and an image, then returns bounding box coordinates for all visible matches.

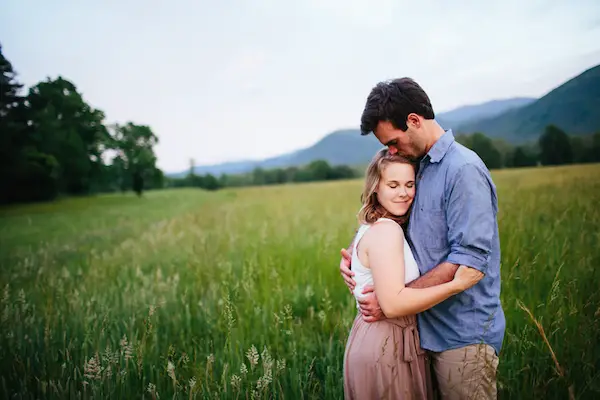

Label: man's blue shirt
[407,129,505,355]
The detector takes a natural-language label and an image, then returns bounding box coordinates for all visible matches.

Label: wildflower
[167,361,176,380]
[84,354,102,381]
[181,352,190,365]
[231,374,241,390]
[224,296,236,330]
[147,382,158,398]
[120,334,133,363]
[283,304,293,320]
[246,346,259,370]
[317,310,326,323]
[276,359,286,372]
[207,353,215,365]
[261,347,273,373]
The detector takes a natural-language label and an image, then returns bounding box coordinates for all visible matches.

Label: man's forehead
[374,122,395,141]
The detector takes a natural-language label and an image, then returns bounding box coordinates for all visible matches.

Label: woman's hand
[452,265,484,292]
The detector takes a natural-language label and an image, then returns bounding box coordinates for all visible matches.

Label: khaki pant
[429,344,499,400]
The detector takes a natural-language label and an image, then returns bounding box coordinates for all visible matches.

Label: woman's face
[376,162,416,217]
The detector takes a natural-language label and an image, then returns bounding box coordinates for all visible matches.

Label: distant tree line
[165,159,358,191]
[1,44,163,204]
[169,125,600,192]
[455,125,600,170]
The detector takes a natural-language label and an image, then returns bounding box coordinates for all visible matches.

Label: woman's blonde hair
[357,148,417,227]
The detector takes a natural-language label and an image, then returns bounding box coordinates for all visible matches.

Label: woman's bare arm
[364,221,462,318]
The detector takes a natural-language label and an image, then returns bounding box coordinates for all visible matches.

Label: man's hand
[339,247,356,293]
[357,284,386,322]
[452,265,484,291]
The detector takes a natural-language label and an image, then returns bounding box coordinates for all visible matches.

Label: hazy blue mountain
[169,98,535,177]
[268,129,384,167]
[436,97,536,129]
[168,159,268,178]
[456,64,600,140]
[168,130,383,177]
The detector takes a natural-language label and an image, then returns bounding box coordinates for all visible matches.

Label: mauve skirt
[343,313,434,399]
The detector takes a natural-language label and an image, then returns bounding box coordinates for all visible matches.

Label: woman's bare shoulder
[363,219,405,246]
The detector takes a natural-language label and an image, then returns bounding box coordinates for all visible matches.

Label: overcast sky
[2,0,600,172]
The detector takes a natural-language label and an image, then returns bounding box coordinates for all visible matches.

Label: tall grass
[0,164,599,399]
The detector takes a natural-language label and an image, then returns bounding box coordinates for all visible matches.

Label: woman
[343,148,478,399]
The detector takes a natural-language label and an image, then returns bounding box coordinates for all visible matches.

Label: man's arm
[358,262,483,321]
[445,163,496,276]
[405,261,459,288]
[358,262,458,320]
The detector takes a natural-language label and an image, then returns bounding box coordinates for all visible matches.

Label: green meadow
[1,163,599,399]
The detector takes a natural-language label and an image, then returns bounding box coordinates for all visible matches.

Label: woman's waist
[385,314,418,328]
[349,314,425,361]
[353,311,418,328]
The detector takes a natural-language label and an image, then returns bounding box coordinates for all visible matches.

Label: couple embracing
[339,78,505,399]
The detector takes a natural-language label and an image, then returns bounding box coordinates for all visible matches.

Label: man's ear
[407,113,421,129]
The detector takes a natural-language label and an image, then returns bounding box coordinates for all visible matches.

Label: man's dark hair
[360,78,435,135]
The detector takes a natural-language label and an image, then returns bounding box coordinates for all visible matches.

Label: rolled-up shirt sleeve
[445,163,497,273]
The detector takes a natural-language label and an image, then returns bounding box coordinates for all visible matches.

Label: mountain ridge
[456,64,600,140]
[170,96,539,177]
[437,97,536,128]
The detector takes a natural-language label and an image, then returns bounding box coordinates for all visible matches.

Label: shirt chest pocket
[419,208,449,250]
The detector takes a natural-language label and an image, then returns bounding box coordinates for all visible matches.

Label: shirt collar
[425,129,455,163]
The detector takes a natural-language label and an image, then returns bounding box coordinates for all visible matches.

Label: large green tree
[571,133,600,163]
[110,122,160,196]
[0,44,60,203]
[26,77,110,194]
[459,132,503,170]
[539,125,573,166]
[511,146,538,167]
[590,133,600,162]
[1,44,164,203]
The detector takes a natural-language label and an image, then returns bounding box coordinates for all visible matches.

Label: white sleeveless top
[351,218,421,309]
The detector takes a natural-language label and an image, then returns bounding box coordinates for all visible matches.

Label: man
[340,78,505,399]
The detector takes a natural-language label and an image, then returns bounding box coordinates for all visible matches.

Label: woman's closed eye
[388,182,414,189]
